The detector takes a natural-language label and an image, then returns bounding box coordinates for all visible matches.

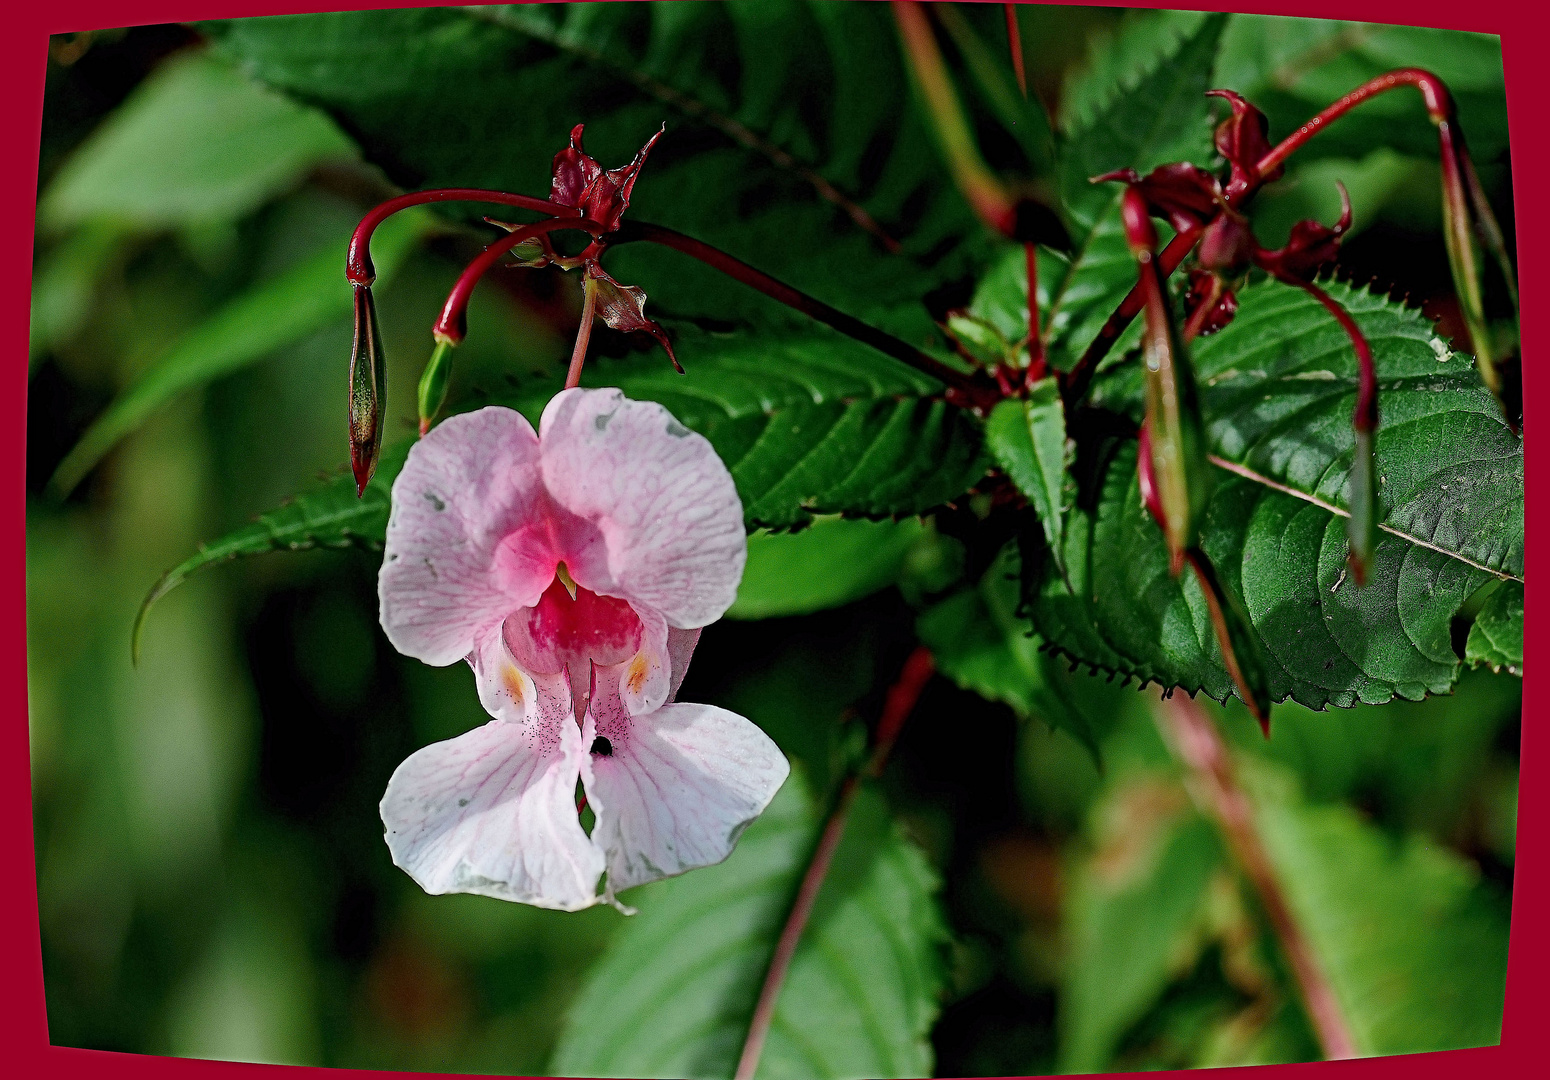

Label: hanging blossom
[377,387,788,910]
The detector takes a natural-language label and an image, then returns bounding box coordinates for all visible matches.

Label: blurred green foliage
[29,7,1516,1078]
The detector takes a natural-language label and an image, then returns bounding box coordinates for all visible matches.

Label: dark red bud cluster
[551,123,664,233]
[1096,163,1222,233]
[1207,89,1281,191]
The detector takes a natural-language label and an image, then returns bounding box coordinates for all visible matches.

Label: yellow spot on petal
[503,665,526,704]
[626,654,649,695]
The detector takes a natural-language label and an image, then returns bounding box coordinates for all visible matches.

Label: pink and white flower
[377,388,788,910]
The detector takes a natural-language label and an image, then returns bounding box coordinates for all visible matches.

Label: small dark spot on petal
[665,419,690,437]
[458,797,469,807]
[595,410,615,430]
[590,736,613,757]
[424,490,446,511]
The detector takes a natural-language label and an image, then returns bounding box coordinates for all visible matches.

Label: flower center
[504,570,643,685]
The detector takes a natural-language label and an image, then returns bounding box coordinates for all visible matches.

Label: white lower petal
[381,716,602,910]
[581,700,790,896]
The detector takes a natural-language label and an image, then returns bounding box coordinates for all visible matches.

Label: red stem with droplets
[347,188,572,285]
[733,647,935,1080]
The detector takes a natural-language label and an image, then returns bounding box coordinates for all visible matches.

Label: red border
[7,2,1542,1078]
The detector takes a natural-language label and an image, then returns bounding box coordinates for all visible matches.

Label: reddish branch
[733,647,936,1080]
[1157,695,1358,1061]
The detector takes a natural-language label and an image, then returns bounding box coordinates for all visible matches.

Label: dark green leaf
[1466,582,1522,675]
[729,516,926,620]
[1032,278,1521,709]
[202,2,988,337]
[986,382,1071,574]
[39,50,356,231]
[918,544,1122,762]
[549,773,947,1079]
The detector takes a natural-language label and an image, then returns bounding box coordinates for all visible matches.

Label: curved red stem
[433,217,604,344]
[1298,279,1377,433]
[348,188,573,285]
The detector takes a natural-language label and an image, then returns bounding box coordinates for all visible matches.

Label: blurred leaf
[133,440,408,661]
[986,384,1071,573]
[919,544,1121,763]
[39,50,356,231]
[50,210,429,498]
[165,901,320,1064]
[1247,760,1509,1054]
[1466,582,1522,675]
[1032,278,1521,710]
[1045,14,1224,370]
[728,515,925,620]
[1060,777,1223,1073]
[202,2,987,335]
[550,773,947,1079]
[29,221,133,363]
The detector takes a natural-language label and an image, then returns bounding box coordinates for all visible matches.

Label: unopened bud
[349,284,386,496]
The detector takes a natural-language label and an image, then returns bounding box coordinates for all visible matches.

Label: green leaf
[1466,582,1522,675]
[133,440,408,662]
[201,2,988,336]
[1045,14,1225,370]
[728,516,926,620]
[504,325,989,530]
[549,772,947,1079]
[1031,278,1521,710]
[986,382,1071,574]
[50,211,429,498]
[39,50,355,231]
[918,544,1122,762]
[137,325,988,645]
[1060,778,1224,1073]
[1246,760,1509,1055]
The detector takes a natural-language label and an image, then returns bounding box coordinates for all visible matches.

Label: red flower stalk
[1122,186,1212,578]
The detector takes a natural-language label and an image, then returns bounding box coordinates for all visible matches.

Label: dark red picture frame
[6,2,1541,1078]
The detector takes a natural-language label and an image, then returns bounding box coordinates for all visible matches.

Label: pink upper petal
[380,707,602,910]
[580,696,789,897]
[380,407,558,666]
[665,627,701,703]
[539,388,746,629]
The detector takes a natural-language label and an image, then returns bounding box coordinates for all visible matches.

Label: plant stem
[613,220,995,405]
[348,187,570,285]
[433,217,603,343]
[566,274,599,389]
[1156,695,1358,1061]
[733,647,935,1080]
